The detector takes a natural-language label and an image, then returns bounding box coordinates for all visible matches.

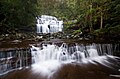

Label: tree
[0,0,38,34]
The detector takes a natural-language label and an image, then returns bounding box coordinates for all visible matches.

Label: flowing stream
[30,43,120,77]
[0,42,120,79]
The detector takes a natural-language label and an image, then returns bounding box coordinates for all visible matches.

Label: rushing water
[30,43,120,76]
[0,43,120,79]
[36,15,63,33]
[0,49,31,76]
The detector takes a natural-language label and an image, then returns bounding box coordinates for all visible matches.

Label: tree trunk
[100,11,103,29]
[90,4,93,32]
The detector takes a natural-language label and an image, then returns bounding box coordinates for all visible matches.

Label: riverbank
[0,32,120,51]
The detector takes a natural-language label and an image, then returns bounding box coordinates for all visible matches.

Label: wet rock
[35,35,43,41]
[36,36,43,39]
[12,40,22,43]
[50,36,54,39]
[5,34,9,37]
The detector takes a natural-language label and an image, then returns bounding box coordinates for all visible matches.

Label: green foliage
[107,25,120,34]
[0,0,38,34]
[73,29,82,35]
[0,0,120,40]
[68,0,120,39]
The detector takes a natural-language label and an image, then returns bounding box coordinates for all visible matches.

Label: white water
[36,15,63,33]
[0,43,120,77]
[0,49,30,76]
[31,43,99,63]
[31,43,119,77]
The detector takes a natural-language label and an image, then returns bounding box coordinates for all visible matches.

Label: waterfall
[0,43,120,76]
[30,43,120,77]
[0,49,31,76]
[36,15,63,34]
[31,43,119,63]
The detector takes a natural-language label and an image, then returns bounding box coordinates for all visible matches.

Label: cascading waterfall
[36,15,63,33]
[30,43,120,77]
[0,43,120,78]
[0,49,31,76]
[31,43,114,63]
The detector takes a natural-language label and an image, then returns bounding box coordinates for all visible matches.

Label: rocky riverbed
[0,32,120,51]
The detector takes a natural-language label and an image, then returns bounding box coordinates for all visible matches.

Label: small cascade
[0,49,31,75]
[0,43,120,76]
[36,15,63,33]
[31,43,120,63]
[30,43,120,77]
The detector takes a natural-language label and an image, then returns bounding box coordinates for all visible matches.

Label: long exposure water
[0,42,120,79]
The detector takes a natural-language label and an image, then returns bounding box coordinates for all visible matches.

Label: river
[0,39,120,79]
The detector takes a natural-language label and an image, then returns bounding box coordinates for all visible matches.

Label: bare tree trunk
[90,3,93,32]
[100,11,103,29]
[90,1,93,32]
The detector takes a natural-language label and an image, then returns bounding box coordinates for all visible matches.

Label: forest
[0,0,120,41]
[0,1,120,79]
